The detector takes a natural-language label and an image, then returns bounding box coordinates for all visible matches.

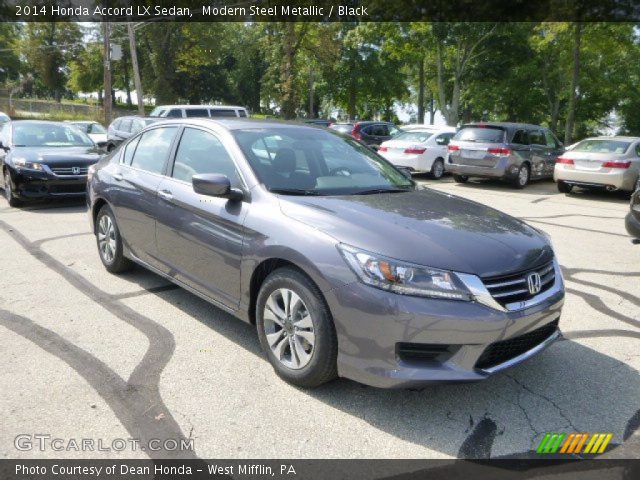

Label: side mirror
[192,173,243,200]
[397,166,413,179]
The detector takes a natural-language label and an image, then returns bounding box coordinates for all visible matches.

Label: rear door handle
[158,189,173,201]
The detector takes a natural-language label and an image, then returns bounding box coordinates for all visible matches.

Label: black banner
[3,0,640,22]
[1,459,639,480]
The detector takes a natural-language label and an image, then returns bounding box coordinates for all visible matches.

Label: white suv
[149,105,248,119]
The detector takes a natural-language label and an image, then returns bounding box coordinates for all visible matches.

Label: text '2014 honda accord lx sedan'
[87,119,565,388]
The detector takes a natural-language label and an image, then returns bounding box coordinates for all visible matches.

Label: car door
[113,126,179,269]
[154,126,248,309]
[543,129,564,176]
[527,129,548,178]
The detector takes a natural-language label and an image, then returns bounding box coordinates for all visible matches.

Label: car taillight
[351,125,362,141]
[448,145,460,152]
[487,147,512,156]
[404,147,426,154]
[378,146,388,152]
[556,157,574,165]
[602,161,631,169]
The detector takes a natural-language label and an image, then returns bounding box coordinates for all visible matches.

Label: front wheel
[96,205,133,273]
[453,174,469,184]
[431,158,445,179]
[3,170,22,208]
[256,267,338,388]
[557,181,573,193]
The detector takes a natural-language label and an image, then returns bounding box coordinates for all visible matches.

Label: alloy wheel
[263,288,315,370]
[518,166,529,186]
[97,214,117,264]
[432,160,444,179]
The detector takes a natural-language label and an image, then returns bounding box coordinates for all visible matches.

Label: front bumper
[327,260,564,388]
[554,166,638,191]
[11,168,88,199]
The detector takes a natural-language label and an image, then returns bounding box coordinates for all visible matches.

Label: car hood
[12,146,101,166]
[278,188,553,278]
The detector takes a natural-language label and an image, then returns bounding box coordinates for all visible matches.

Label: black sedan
[627,180,640,241]
[0,120,102,207]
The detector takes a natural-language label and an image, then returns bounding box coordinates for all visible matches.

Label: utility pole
[103,22,112,125]
[128,23,145,117]
[308,66,314,119]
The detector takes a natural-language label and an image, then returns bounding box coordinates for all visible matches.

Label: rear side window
[121,136,141,165]
[185,108,210,118]
[371,124,389,136]
[210,109,238,117]
[544,130,559,148]
[512,130,529,145]
[111,118,122,130]
[238,110,248,118]
[165,109,183,118]
[435,132,453,145]
[454,127,505,143]
[130,127,178,174]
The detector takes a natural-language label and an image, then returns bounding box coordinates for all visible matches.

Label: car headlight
[337,244,472,300]
[13,158,43,171]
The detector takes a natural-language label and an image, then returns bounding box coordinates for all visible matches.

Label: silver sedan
[554,136,640,193]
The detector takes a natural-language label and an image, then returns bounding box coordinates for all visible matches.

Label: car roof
[139,117,339,131]
[461,122,542,130]
[154,104,246,110]
[579,136,640,141]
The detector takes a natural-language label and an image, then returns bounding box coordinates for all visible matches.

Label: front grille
[396,343,453,363]
[475,319,559,370]
[482,261,555,307]
[49,184,87,194]
[50,166,89,176]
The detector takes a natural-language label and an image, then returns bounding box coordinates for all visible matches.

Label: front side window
[129,127,178,174]
[172,128,240,186]
[512,130,529,145]
[120,119,133,133]
[233,127,414,195]
[529,130,546,146]
[12,122,93,147]
[166,109,183,118]
[544,130,559,148]
[185,108,210,118]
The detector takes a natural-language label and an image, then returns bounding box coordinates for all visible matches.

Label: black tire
[3,169,22,208]
[95,204,133,274]
[453,174,469,184]
[256,267,338,388]
[512,164,530,189]
[557,181,573,193]
[431,158,445,179]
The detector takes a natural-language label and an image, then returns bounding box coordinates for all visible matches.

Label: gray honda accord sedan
[87,119,564,388]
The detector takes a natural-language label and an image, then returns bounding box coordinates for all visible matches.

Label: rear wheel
[96,205,133,274]
[3,169,22,208]
[256,267,338,388]
[557,181,573,193]
[453,174,469,184]
[512,164,530,189]
[431,158,445,179]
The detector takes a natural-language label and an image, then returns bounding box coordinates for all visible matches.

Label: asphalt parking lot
[0,177,638,460]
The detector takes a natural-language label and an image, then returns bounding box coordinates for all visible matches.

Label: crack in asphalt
[0,219,199,460]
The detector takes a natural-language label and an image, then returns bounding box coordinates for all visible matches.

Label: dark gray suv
[87,119,564,389]
[446,122,564,188]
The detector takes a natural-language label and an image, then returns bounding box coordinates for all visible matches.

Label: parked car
[401,124,450,132]
[626,180,640,240]
[0,120,101,207]
[303,119,331,128]
[446,122,564,189]
[0,112,9,126]
[88,118,564,389]
[554,136,640,193]
[149,104,248,119]
[328,121,400,147]
[66,121,108,149]
[378,128,456,178]
[106,116,159,152]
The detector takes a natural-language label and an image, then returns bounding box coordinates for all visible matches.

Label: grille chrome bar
[482,260,556,307]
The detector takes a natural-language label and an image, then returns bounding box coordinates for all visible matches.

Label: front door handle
[113,173,123,181]
[158,189,173,201]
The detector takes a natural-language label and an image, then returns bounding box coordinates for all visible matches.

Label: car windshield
[393,131,435,143]
[571,139,631,154]
[233,127,414,196]
[12,123,94,147]
[454,126,505,143]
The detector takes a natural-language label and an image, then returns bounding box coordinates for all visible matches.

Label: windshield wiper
[269,188,322,196]
[352,187,412,195]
